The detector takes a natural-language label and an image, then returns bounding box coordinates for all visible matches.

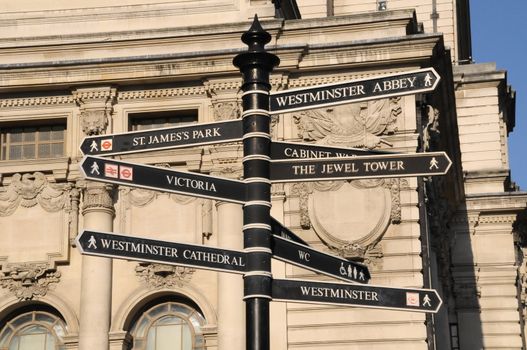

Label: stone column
[210,144,245,350]
[216,201,244,349]
[78,182,114,350]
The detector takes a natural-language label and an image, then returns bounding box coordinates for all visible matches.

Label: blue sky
[470,0,527,190]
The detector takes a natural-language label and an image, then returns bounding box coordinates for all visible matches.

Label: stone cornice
[0,95,74,108]
[0,35,443,90]
[464,192,527,212]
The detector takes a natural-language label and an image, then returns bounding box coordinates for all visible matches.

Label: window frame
[0,310,67,350]
[129,301,206,350]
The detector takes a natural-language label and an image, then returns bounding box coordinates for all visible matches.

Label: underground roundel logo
[406,292,420,307]
[101,139,113,151]
[119,166,133,181]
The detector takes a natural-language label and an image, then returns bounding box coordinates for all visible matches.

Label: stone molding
[0,263,61,301]
[0,95,75,108]
[118,86,206,101]
[73,86,117,135]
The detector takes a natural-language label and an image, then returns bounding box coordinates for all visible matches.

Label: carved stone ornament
[73,87,117,136]
[292,97,401,149]
[212,101,240,121]
[135,263,195,289]
[423,104,440,151]
[303,179,403,262]
[0,172,69,217]
[83,183,114,209]
[0,263,61,300]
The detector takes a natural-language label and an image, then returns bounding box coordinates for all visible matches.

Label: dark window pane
[0,122,65,160]
[9,145,22,159]
[10,129,23,142]
[38,144,51,158]
[22,144,35,159]
[39,126,51,141]
[51,143,63,157]
[23,128,36,142]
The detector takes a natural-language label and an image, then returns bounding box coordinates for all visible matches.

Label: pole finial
[241,14,272,51]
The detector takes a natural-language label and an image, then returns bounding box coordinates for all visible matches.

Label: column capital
[82,181,115,216]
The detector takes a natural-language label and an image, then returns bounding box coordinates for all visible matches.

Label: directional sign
[271,217,309,246]
[270,151,451,183]
[272,279,442,313]
[80,156,246,204]
[272,235,370,284]
[80,120,243,156]
[76,230,247,274]
[270,141,396,160]
[269,68,440,115]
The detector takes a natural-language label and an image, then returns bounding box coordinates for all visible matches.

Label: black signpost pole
[233,16,279,350]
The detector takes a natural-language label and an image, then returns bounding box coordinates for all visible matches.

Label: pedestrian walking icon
[90,140,98,152]
[424,73,433,87]
[423,294,432,307]
[90,161,100,175]
[88,235,97,249]
[429,157,439,170]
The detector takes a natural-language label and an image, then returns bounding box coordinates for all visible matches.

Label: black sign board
[272,235,370,284]
[80,156,246,204]
[269,68,440,115]
[270,141,396,160]
[80,120,243,156]
[270,151,451,183]
[270,217,309,246]
[272,279,442,313]
[76,230,247,274]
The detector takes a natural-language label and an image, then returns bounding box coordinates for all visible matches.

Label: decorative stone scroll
[135,263,195,289]
[0,172,69,217]
[0,263,61,300]
[292,97,401,149]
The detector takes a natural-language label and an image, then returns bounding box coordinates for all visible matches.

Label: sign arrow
[272,235,370,284]
[269,68,440,115]
[271,217,309,246]
[270,151,451,183]
[76,230,247,274]
[80,156,246,204]
[272,279,442,313]
[80,119,243,156]
[270,141,397,160]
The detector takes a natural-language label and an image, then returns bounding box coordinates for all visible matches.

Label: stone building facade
[0,0,525,349]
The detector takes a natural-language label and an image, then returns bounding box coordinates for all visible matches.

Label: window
[129,110,197,131]
[0,311,66,350]
[0,122,66,161]
[130,302,206,350]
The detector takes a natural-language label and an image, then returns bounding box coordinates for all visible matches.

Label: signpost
[76,17,448,350]
[77,230,247,274]
[269,68,440,115]
[270,141,395,160]
[80,119,243,156]
[272,235,370,284]
[272,278,442,313]
[270,151,452,183]
[79,155,246,204]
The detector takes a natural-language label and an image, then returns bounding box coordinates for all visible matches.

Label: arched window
[0,310,66,350]
[130,302,206,350]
